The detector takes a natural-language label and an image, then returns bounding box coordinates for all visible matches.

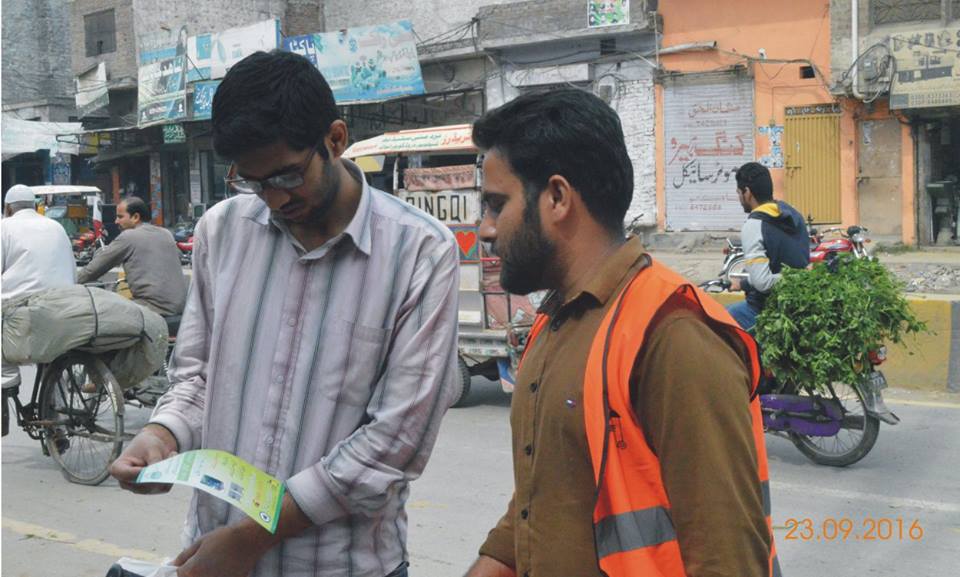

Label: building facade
[830,0,960,246]
[2,0,78,194]
[62,0,657,227]
[652,1,848,236]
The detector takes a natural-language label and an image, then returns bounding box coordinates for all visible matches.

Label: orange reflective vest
[523,259,781,577]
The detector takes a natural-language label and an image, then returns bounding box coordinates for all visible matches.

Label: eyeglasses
[224,145,320,195]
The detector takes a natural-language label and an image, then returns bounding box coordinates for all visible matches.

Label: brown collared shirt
[479,237,770,577]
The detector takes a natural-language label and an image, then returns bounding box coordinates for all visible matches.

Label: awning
[2,115,83,159]
[91,145,154,164]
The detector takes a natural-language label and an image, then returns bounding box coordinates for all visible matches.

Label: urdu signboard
[889,27,960,110]
[283,20,425,104]
[138,19,280,127]
[663,72,755,231]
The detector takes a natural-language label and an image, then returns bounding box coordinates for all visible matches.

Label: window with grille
[872,0,942,25]
[84,10,116,56]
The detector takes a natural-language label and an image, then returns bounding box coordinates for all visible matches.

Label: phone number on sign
[784,518,924,542]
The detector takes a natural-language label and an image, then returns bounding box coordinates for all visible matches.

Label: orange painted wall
[655,1,862,230]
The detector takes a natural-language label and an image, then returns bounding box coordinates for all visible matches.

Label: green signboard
[163,124,187,144]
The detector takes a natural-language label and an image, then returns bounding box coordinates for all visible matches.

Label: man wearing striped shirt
[110,51,460,577]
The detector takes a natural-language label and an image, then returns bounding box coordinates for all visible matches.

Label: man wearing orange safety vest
[463,88,782,577]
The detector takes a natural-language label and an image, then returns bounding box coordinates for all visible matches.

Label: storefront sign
[138,20,279,127]
[404,165,476,191]
[163,124,187,144]
[399,189,481,225]
[589,0,629,28]
[889,27,960,109]
[663,73,755,231]
[344,125,475,158]
[138,54,187,127]
[191,80,220,120]
[50,154,71,185]
[283,20,425,104]
[186,19,281,82]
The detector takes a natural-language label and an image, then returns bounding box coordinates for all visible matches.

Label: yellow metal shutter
[783,104,842,224]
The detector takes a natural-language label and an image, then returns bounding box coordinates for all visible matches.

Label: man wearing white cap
[2,184,76,388]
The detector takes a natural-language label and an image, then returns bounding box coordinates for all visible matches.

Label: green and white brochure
[136,449,285,533]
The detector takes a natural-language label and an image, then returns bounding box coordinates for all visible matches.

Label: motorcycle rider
[728,162,809,331]
[76,196,187,317]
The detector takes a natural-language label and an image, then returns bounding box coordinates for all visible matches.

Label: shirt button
[524,444,533,456]
[286,316,297,327]
[264,435,274,446]
[520,508,529,520]
[274,374,284,384]
[529,381,539,393]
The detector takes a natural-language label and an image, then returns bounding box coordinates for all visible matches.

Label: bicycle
[2,351,124,485]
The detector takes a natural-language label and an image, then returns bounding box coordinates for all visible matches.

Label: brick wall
[71,0,137,84]
[2,0,75,114]
[323,0,514,44]
[604,64,657,228]
[478,0,651,42]
[130,0,287,53]
[285,0,323,36]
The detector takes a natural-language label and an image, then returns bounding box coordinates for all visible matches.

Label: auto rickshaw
[31,185,105,264]
[343,125,539,406]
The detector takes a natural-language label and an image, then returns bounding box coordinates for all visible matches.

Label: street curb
[707,292,958,393]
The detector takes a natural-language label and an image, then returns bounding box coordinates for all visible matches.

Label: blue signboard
[138,54,188,126]
[191,80,220,120]
[283,20,425,104]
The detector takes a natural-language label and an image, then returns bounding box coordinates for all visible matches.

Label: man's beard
[497,203,555,295]
[304,165,341,225]
[276,161,341,225]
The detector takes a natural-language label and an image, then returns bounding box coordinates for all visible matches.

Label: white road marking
[885,397,960,410]
[2,517,164,563]
[770,482,960,514]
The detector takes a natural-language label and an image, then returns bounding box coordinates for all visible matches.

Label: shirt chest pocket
[321,318,392,406]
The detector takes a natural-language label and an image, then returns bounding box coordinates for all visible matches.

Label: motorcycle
[172,217,196,242]
[176,235,193,266]
[700,224,898,467]
[706,223,871,286]
[74,230,107,266]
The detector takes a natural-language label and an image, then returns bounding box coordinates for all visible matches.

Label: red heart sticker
[455,230,478,258]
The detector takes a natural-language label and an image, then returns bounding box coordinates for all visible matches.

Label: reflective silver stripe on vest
[762,479,771,517]
[595,506,677,558]
[773,554,784,577]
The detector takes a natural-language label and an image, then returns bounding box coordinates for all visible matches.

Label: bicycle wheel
[788,381,880,467]
[38,353,124,485]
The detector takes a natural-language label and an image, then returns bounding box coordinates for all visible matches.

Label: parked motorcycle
[706,223,871,285]
[700,224,898,467]
[176,235,193,266]
[172,217,196,242]
[74,230,107,266]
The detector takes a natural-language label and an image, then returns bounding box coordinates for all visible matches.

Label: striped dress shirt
[151,161,460,577]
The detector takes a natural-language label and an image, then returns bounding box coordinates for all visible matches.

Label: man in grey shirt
[77,196,187,317]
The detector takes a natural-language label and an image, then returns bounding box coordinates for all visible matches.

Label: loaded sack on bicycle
[2,285,169,484]
[2,285,168,388]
